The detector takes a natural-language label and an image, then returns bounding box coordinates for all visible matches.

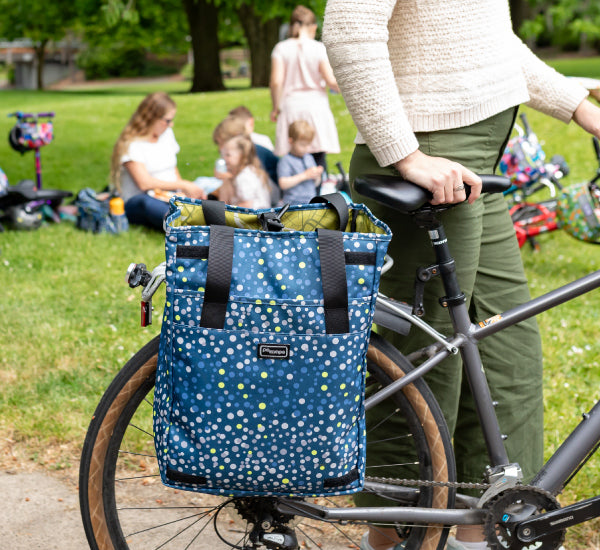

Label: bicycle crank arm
[516,494,600,542]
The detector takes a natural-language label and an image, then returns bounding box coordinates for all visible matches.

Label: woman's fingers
[396,150,476,205]
[462,169,482,204]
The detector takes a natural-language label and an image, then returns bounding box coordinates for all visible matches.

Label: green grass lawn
[1,59,600,545]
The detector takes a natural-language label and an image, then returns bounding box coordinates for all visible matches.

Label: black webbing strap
[202,200,226,226]
[317,228,350,334]
[200,225,235,329]
[310,193,349,232]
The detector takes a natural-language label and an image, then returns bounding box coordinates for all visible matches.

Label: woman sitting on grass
[110,91,205,230]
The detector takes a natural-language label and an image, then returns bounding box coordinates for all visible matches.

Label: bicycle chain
[365,475,491,490]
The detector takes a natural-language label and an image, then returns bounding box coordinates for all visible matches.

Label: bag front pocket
[163,326,368,496]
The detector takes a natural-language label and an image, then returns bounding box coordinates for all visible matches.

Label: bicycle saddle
[0,179,72,209]
[354,174,511,214]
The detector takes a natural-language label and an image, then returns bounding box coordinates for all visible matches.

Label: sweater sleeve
[511,35,588,123]
[322,0,419,167]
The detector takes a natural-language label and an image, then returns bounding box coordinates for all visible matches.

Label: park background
[1,0,600,547]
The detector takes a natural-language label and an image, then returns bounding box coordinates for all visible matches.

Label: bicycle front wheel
[79,333,456,550]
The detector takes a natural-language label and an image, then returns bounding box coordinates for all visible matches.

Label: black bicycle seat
[354,174,511,214]
[0,180,72,209]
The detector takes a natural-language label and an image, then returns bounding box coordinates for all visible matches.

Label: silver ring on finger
[454,183,465,191]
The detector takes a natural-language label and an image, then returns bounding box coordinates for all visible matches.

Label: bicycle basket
[499,134,546,187]
[556,182,600,243]
[8,120,54,153]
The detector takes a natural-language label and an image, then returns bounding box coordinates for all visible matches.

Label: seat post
[413,210,465,307]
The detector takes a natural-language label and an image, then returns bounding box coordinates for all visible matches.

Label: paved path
[0,470,87,549]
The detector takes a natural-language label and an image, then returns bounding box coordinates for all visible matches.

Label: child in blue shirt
[277,120,324,205]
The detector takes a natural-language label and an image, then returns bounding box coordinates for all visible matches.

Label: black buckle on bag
[259,203,290,232]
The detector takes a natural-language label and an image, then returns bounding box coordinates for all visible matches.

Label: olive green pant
[351,109,544,503]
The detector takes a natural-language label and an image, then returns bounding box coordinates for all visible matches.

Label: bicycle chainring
[484,487,565,550]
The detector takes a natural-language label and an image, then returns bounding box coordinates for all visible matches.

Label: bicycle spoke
[154,515,210,550]
[368,434,414,445]
[129,422,154,439]
[366,462,419,469]
[295,524,325,550]
[125,511,212,539]
[116,473,161,481]
[119,506,219,511]
[118,450,157,458]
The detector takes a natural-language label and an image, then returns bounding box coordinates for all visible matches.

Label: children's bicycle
[0,111,71,230]
[499,113,569,250]
[510,136,600,250]
[79,175,600,550]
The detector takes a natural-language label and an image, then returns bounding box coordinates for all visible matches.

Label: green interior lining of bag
[171,201,388,235]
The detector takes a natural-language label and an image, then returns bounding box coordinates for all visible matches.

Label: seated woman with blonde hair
[110,91,205,230]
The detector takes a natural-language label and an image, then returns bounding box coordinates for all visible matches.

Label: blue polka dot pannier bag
[154,194,392,497]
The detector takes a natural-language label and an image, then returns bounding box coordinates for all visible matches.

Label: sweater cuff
[549,86,589,124]
[357,132,420,167]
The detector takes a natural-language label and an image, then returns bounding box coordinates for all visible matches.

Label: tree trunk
[237,4,282,88]
[508,0,530,36]
[35,40,48,91]
[182,0,224,92]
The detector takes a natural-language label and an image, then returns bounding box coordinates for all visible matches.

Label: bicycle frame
[275,209,600,534]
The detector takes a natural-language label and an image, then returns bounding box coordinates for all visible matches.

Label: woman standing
[323,1,598,549]
[270,5,341,172]
[110,92,205,230]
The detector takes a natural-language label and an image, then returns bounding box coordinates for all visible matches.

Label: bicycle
[1,111,71,230]
[79,174,600,550]
[499,113,569,250]
[510,136,600,250]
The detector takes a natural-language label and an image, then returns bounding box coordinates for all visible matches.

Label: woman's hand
[572,99,600,139]
[270,108,280,122]
[394,150,482,205]
[182,182,207,200]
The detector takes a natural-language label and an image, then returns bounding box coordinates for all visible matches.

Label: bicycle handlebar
[8,111,55,119]
[519,112,533,137]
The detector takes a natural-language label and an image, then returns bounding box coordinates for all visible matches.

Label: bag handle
[317,228,350,334]
[200,225,235,329]
[310,193,349,232]
[201,200,226,226]
[200,225,349,334]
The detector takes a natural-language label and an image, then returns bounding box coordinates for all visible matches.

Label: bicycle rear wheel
[79,333,455,550]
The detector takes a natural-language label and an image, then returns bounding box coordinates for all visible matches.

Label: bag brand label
[257,344,290,359]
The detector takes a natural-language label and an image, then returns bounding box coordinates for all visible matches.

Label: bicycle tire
[79,332,456,550]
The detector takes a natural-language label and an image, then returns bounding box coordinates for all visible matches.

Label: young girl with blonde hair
[111,92,205,230]
[219,134,271,209]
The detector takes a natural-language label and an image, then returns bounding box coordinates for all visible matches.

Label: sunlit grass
[0,57,599,545]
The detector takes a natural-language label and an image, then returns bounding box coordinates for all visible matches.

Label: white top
[251,132,275,152]
[322,0,589,167]
[233,166,271,209]
[120,127,180,202]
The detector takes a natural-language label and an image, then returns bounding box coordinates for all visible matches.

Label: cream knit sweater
[322,0,589,167]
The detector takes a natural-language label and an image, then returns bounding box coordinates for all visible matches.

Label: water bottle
[109,194,129,233]
[215,158,227,178]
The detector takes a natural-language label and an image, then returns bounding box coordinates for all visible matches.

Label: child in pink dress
[270,5,340,171]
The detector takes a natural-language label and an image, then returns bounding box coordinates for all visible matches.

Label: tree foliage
[77,0,189,79]
[0,0,78,89]
[518,0,600,52]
